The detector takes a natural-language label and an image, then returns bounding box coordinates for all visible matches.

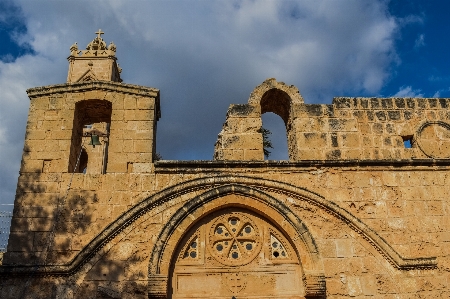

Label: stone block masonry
[1,31,449,299]
[214,78,450,161]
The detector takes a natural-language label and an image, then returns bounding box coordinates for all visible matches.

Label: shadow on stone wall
[6,162,91,264]
[0,145,111,298]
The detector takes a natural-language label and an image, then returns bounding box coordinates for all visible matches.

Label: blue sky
[382,1,450,98]
[0,1,32,61]
[0,0,450,206]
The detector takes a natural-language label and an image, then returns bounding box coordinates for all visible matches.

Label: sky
[0,0,450,207]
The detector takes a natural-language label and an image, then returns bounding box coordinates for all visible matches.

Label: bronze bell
[88,134,102,148]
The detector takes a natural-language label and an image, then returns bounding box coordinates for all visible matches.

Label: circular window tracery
[181,237,200,261]
[208,212,262,266]
[270,233,289,260]
[416,121,450,158]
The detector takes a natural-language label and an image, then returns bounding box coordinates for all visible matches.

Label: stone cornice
[26,81,159,98]
[155,159,450,173]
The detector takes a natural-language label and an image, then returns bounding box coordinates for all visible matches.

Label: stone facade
[1,31,450,298]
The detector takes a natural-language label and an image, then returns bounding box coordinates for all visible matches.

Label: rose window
[208,213,261,266]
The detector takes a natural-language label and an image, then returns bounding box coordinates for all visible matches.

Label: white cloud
[396,13,424,26]
[0,0,405,204]
[414,33,425,48]
[431,87,450,98]
[428,75,450,82]
[391,86,424,98]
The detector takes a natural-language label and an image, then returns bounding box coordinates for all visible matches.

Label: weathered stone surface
[214,78,450,161]
[1,31,450,299]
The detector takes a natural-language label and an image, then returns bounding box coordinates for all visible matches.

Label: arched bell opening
[260,88,292,161]
[261,112,289,160]
[77,148,88,173]
[69,100,112,174]
[260,88,291,126]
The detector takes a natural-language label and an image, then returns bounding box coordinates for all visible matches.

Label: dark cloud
[0,0,402,204]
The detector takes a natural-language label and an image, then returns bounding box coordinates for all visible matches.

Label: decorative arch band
[0,175,437,278]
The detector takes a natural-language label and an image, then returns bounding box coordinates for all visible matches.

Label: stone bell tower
[3,30,160,266]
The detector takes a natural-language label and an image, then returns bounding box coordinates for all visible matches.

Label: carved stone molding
[26,81,159,98]
[148,184,322,277]
[148,274,168,299]
[207,212,262,266]
[303,271,326,298]
[416,121,450,158]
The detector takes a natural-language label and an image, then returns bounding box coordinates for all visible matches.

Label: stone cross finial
[95,29,105,39]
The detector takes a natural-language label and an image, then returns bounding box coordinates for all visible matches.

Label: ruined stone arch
[214,78,305,161]
[248,78,304,126]
[250,79,305,160]
[260,88,292,125]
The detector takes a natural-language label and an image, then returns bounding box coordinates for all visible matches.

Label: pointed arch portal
[170,206,306,298]
[148,185,326,299]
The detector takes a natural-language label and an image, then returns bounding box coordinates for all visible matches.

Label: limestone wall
[214,78,450,161]
[1,77,450,298]
[1,165,449,298]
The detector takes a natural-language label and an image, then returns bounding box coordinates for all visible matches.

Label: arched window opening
[69,100,112,174]
[260,88,291,160]
[262,112,288,160]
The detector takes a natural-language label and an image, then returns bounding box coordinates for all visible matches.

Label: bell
[88,134,102,148]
